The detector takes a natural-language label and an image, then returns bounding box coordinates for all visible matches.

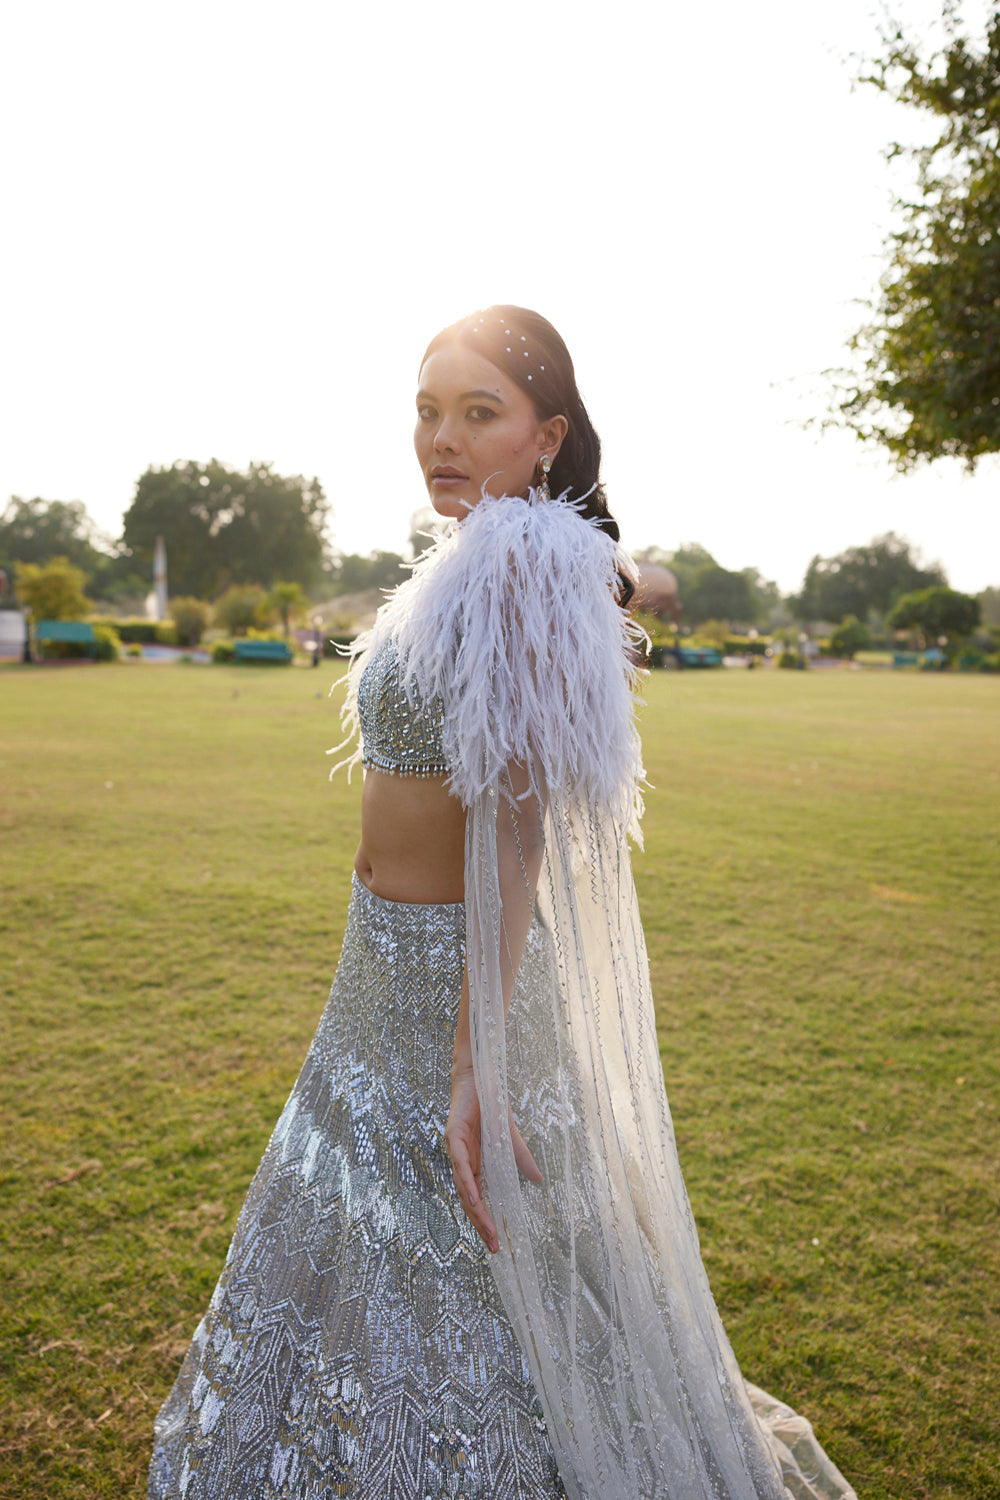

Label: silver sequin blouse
[357,638,452,779]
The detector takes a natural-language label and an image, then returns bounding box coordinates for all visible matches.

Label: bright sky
[2,0,997,595]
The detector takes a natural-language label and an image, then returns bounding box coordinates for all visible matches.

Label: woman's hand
[446,1062,542,1256]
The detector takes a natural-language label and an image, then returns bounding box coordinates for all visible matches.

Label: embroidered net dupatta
[337,495,855,1500]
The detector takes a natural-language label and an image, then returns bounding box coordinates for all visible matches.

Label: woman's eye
[416,405,437,421]
[467,405,495,422]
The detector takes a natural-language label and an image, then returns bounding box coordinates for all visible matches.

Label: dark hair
[421,305,625,548]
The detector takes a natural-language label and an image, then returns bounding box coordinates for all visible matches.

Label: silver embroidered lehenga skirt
[148,876,568,1500]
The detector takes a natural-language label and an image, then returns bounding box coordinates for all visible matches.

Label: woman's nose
[433,416,460,452]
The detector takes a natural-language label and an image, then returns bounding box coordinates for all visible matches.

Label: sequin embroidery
[147,878,568,1499]
[357,640,451,779]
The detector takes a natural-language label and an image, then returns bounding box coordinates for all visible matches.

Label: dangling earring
[535,454,551,502]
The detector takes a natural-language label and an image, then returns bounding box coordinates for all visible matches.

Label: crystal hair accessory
[462,312,545,384]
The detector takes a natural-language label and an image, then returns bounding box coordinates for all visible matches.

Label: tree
[886,584,981,641]
[662,544,718,605]
[0,496,108,573]
[633,544,780,627]
[829,615,872,659]
[979,585,1000,626]
[330,550,407,595]
[740,567,783,623]
[121,461,331,598]
[15,557,90,620]
[683,566,756,625]
[833,5,1000,468]
[267,581,309,637]
[169,597,212,647]
[793,532,945,622]
[214,585,268,637]
[407,507,445,561]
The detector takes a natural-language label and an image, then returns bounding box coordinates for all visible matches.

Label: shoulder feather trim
[333,492,646,836]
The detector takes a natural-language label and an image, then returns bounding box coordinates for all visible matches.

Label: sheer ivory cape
[335,493,855,1500]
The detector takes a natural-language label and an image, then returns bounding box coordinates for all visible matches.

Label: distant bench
[36,620,96,658]
[233,639,293,664]
[676,646,722,669]
[893,649,946,669]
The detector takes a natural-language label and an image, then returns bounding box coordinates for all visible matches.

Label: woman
[149,308,856,1500]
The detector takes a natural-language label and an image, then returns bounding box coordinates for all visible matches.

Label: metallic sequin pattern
[148,878,567,1499]
[357,641,451,779]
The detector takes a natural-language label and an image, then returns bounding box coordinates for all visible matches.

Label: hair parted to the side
[421,307,634,604]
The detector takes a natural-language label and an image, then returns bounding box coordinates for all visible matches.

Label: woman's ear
[539,414,569,462]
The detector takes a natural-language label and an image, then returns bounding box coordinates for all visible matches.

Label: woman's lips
[431,469,468,487]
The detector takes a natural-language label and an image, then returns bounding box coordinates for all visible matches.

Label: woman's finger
[509,1113,543,1184]
[446,1130,498,1252]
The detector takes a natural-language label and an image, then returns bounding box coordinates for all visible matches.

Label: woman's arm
[445,759,544,1253]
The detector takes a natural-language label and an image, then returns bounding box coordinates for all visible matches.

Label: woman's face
[414,343,566,519]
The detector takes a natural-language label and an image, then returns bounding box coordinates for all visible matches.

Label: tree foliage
[122,461,330,599]
[793,532,945,622]
[267,581,309,637]
[654,544,774,626]
[0,496,113,577]
[329,550,407,596]
[835,4,1000,467]
[15,557,90,620]
[683,566,756,625]
[886,583,981,639]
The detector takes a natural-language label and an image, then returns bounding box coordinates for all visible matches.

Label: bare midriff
[354,768,467,905]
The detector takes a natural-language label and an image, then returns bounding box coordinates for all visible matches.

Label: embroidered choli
[357,639,451,778]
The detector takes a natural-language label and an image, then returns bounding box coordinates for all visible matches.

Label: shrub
[125,642,143,659]
[92,624,121,662]
[631,610,671,649]
[169,597,211,647]
[214,585,269,637]
[36,624,121,660]
[723,635,769,657]
[211,640,236,663]
[778,650,806,670]
[829,614,871,659]
[16,557,90,620]
[646,644,679,669]
[40,638,91,660]
[691,618,729,649]
[89,617,180,645]
[89,617,157,643]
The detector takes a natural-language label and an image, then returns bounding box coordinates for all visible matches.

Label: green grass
[1,662,998,1499]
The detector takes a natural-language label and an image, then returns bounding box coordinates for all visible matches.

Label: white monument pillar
[153,535,168,621]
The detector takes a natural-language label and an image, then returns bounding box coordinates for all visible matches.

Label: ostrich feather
[332,491,646,837]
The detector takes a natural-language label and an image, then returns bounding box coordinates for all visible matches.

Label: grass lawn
[1,661,997,1499]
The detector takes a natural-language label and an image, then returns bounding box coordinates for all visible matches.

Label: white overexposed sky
[1,0,997,594]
